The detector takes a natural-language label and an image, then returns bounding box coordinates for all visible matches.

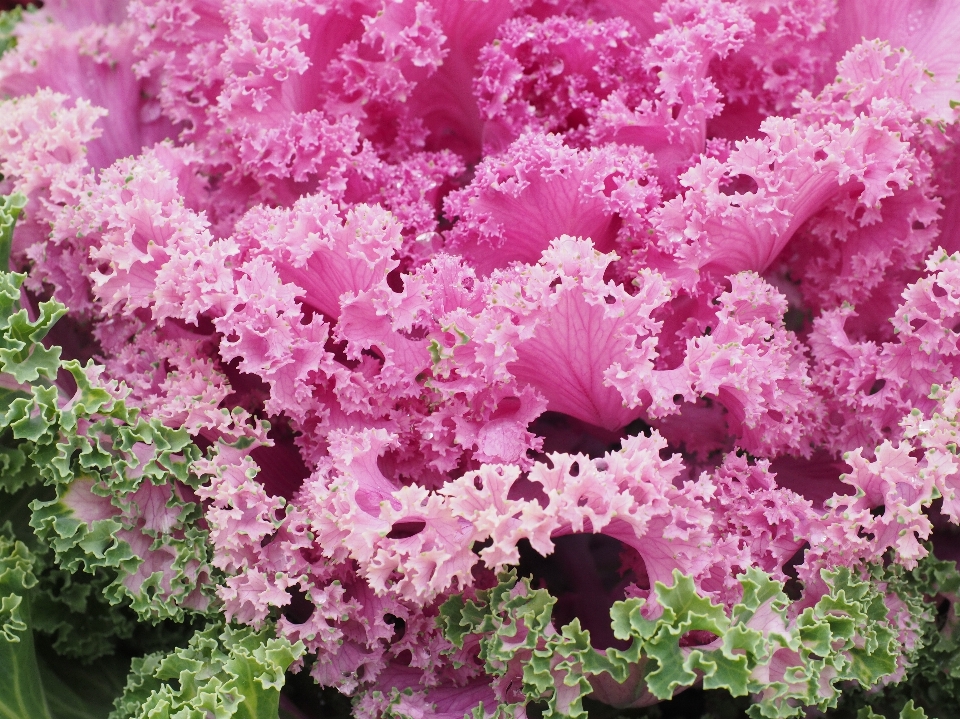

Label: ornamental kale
[1,1,960,718]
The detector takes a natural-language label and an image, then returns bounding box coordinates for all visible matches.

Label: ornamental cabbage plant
[3,0,960,718]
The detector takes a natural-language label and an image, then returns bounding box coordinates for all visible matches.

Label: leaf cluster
[440,565,917,719]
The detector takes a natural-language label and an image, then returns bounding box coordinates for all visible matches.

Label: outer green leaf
[899,701,929,719]
[110,623,304,719]
[748,566,901,719]
[0,443,38,496]
[0,529,53,719]
[441,564,911,719]
[858,700,929,719]
[640,571,731,699]
[0,303,66,383]
[832,552,960,718]
[0,528,36,643]
[35,653,131,719]
[0,517,155,719]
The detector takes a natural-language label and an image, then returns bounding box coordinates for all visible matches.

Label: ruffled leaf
[441,564,907,719]
[109,622,304,719]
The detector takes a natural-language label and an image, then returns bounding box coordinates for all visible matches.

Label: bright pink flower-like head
[6,0,960,715]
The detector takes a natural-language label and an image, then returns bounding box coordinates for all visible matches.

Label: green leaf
[899,701,929,719]
[0,529,53,719]
[35,652,130,719]
[832,552,960,717]
[858,700,929,719]
[640,571,731,699]
[109,623,305,719]
[0,516,190,719]
[0,611,52,719]
[0,528,37,643]
[437,593,470,649]
[441,564,910,719]
[0,303,66,383]
[0,193,228,719]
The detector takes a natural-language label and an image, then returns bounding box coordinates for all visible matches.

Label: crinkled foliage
[1,1,960,718]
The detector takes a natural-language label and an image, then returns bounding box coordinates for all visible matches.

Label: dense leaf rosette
[0,0,959,717]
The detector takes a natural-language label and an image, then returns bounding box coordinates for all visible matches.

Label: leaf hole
[385,614,406,641]
[720,174,759,196]
[386,520,426,539]
[283,586,314,625]
[678,629,719,647]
